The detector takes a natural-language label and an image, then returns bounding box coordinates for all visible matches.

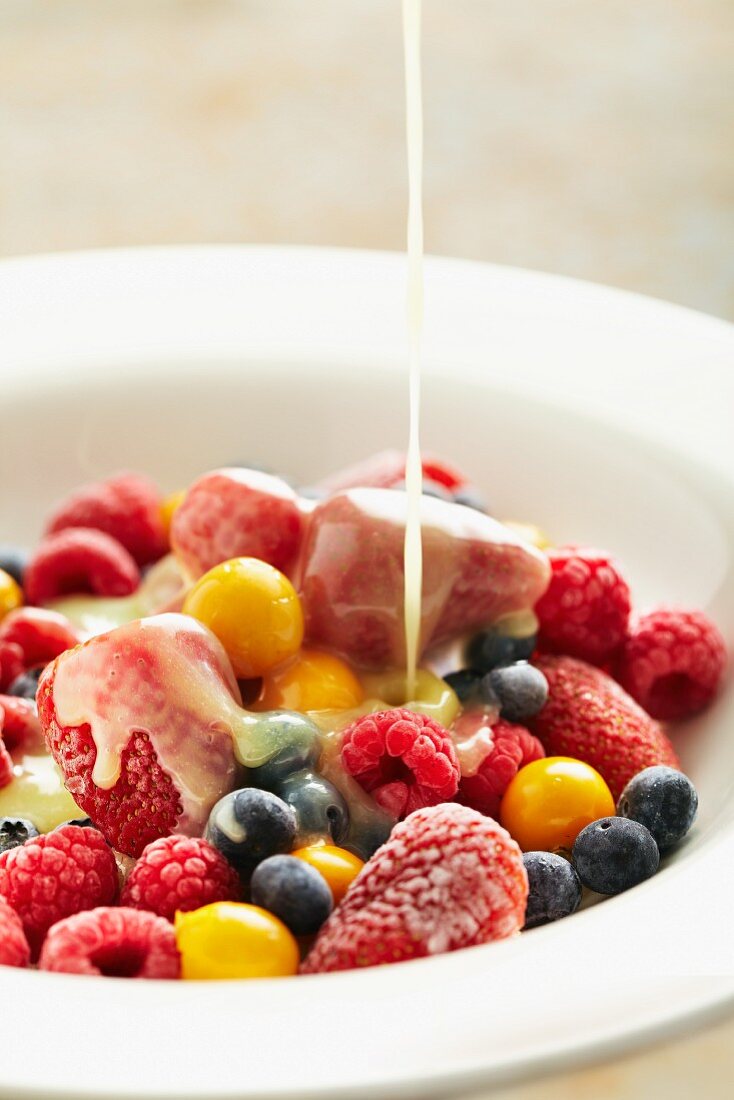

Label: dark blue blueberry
[617,766,698,852]
[443,668,482,704]
[391,478,454,502]
[572,817,659,895]
[522,852,582,928]
[56,817,99,830]
[205,788,296,872]
[277,770,349,846]
[482,662,548,722]
[250,854,333,936]
[7,667,43,702]
[466,627,537,673]
[0,816,39,854]
[248,713,322,790]
[0,547,28,587]
[453,486,491,513]
[347,815,393,861]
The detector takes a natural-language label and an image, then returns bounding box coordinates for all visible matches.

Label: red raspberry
[121,835,240,921]
[530,655,679,799]
[341,708,460,818]
[617,608,727,720]
[0,607,81,668]
[0,694,42,751]
[38,907,180,979]
[24,528,140,605]
[0,640,24,691]
[301,803,527,973]
[0,824,118,956]
[0,732,12,789]
[313,450,469,494]
[171,468,305,580]
[535,547,631,664]
[456,717,545,819]
[45,472,167,567]
[0,896,30,968]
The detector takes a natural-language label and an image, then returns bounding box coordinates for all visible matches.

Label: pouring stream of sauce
[402,0,424,698]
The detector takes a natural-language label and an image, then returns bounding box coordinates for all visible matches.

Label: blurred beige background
[1,0,733,318]
[1,2,732,1098]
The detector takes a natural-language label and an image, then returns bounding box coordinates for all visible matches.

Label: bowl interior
[1,248,733,1100]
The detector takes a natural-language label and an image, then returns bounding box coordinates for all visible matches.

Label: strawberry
[530,655,679,799]
[312,450,470,494]
[301,803,527,973]
[171,468,304,580]
[37,614,242,857]
[299,489,550,669]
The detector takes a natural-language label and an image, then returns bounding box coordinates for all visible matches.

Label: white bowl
[0,246,733,1100]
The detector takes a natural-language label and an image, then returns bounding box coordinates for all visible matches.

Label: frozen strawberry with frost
[301,803,527,973]
[171,468,304,580]
[299,489,549,669]
[37,613,244,857]
[312,449,469,494]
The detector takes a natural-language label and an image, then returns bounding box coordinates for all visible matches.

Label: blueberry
[453,486,491,513]
[443,668,482,704]
[56,817,99,830]
[7,667,43,702]
[205,788,296,872]
[347,815,393,861]
[0,816,39,854]
[523,852,582,928]
[0,547,28,587]
[248,713,322,790]
[250,854,333,935]
[572,817,659,895]
[277,770,349,846]
[617,766,698,852]
[392,478,454,502]
[482,662,548,722]
[466,627,537,673]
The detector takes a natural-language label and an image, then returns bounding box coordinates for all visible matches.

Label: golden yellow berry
[500,756,615,853]
[255,648,363,713]
[0,568,23,622]
[160,490,186,538]
[175,902,299,980]
[182,557,304,678]
[291,844,364,904]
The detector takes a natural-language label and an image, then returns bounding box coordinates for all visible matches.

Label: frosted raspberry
[0,824,118,956]
[301,803,527,973]
[39,907,180,978]
[0,730,12,790]
[45,472,167,567]
[535,547,631,664]
[0,607,81,668]
[456,718,545,818]
[0,895,30,968]
[121,835,241,921]
[616,608,727,720]
[24,528,140,605]
[171,468,304,579]
[0,640,24,691]
[531,655,679,799]
[0,693,44,751]
[341,708,460,818]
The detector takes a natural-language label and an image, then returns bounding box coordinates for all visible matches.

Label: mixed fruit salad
[0,455,727,979]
